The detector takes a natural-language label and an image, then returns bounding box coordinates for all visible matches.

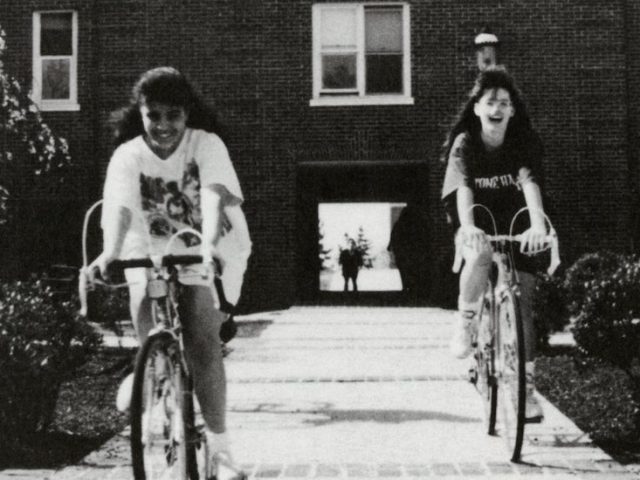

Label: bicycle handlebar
[79,254,234,317]
[452,230,561,277]
[108,254,209,272]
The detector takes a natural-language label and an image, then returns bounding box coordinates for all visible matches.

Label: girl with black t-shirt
[441,66,549,422]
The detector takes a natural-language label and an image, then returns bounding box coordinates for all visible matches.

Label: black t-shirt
[442,131,544,233]
[441,131,545,272]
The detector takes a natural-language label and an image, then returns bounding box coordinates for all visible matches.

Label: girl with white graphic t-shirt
[92,67,251,478]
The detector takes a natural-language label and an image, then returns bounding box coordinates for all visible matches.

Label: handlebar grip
[108,258,154,272]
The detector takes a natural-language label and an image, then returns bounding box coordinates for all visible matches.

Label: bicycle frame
[454,205,561,462]
[77,200,233,479]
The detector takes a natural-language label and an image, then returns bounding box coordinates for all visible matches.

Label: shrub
[87,287,130,336]
[532,272,570,350]
[0,279,101,442]
[572,256,640,371]
[563,251,625,317]
[0,26,73,221]
[567,253,640,433]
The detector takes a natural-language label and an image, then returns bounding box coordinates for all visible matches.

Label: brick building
[1,0,639,311]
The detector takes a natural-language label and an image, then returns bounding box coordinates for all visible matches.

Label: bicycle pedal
[468,367,478,385]
[221,344,234,357]
[525,415,544,424]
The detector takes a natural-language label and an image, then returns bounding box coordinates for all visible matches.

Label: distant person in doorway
[339,238,363,292]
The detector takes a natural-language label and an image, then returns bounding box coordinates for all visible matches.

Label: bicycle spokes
[132,335,192,480]
[473,291,497,435]
[496,292,526,462]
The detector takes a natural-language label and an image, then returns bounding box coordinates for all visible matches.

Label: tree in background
[356,226,373,268]
[318,220,332,270]
[0,25,72,226]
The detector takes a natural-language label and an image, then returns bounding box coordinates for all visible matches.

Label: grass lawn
[1,319,272,469]
[1,347,133,469]
[536,345,640,465]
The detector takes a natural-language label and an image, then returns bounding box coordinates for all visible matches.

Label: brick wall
[0,0,637,310]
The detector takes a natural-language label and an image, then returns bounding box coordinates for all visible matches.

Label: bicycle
[79,201,237,480]
[453,206,560,462]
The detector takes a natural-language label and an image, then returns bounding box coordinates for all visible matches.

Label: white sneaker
[116,373,134,412]
[525,392,544,423]
[525,362,544,422]
[449,311,477,359]
[210,451,247,480]
[204,431,247,480]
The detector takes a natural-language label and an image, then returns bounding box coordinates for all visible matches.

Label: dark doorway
[296,160,430,304]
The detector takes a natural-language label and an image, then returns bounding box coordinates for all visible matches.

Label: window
[312,3,413,106]
[32,11,79,111]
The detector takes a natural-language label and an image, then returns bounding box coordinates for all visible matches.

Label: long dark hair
[109,66,223,147]
[440,65,536,163]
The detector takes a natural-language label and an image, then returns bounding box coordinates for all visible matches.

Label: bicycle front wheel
[130,331,193,480]
[496,289,526,462]
[475,288,498,435]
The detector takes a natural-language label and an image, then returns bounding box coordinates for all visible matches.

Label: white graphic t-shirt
[102,128,249,303]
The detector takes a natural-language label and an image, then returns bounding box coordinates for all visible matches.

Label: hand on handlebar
[200,244,225,274]
[520,226,548,255]
[88,251,118,282]
[458,224,489,253]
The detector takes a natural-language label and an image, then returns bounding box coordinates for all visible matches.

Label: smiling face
[473,87,514,147]
[140,101,188,159]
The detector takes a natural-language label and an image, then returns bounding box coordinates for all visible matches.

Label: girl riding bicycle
[91,66,251,479]
[441,66,548,422]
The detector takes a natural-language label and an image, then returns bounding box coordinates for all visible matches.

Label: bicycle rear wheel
[130,331,194,480]
[474,287,498,435]
[496,289,526,462]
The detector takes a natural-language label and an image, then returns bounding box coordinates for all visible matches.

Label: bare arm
[521,181,547,253]
[92,205,132,278]
[457,186,486,251]
[200,185,223,259]
[223,204,252,260]
[522,181,546,229]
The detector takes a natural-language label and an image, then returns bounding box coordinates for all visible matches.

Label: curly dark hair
[109,66,223,147]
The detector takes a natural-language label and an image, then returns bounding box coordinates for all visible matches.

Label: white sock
[458,296,482,316]
[525,361,535,377]
[525,361,536,392]
[206,430,231,455]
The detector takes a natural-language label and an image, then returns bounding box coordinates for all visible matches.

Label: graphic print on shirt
[474,173,521,190]
[139,159,201,246]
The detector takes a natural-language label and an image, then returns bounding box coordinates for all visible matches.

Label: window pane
[42,59,70,99]
[41,12,72,55]
[365,8,402,53]
[321,9,356,48]
[366,54,402,94]
[322,54,356,89]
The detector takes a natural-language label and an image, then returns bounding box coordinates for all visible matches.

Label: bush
[565,252,640,433]
[87,287,130,335]
[0,279,101,441]
[563,251,625,317]
[532,272,570,350]
[572,255,640,371]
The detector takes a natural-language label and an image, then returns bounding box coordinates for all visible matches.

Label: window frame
[311,2,413,107]
[32,10,80,112]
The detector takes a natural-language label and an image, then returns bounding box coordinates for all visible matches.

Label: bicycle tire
[496,289,526,462]
[130,331,191,480]
[475,287,498,435]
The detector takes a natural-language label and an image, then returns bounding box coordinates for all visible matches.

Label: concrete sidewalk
[2,307,639,479]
